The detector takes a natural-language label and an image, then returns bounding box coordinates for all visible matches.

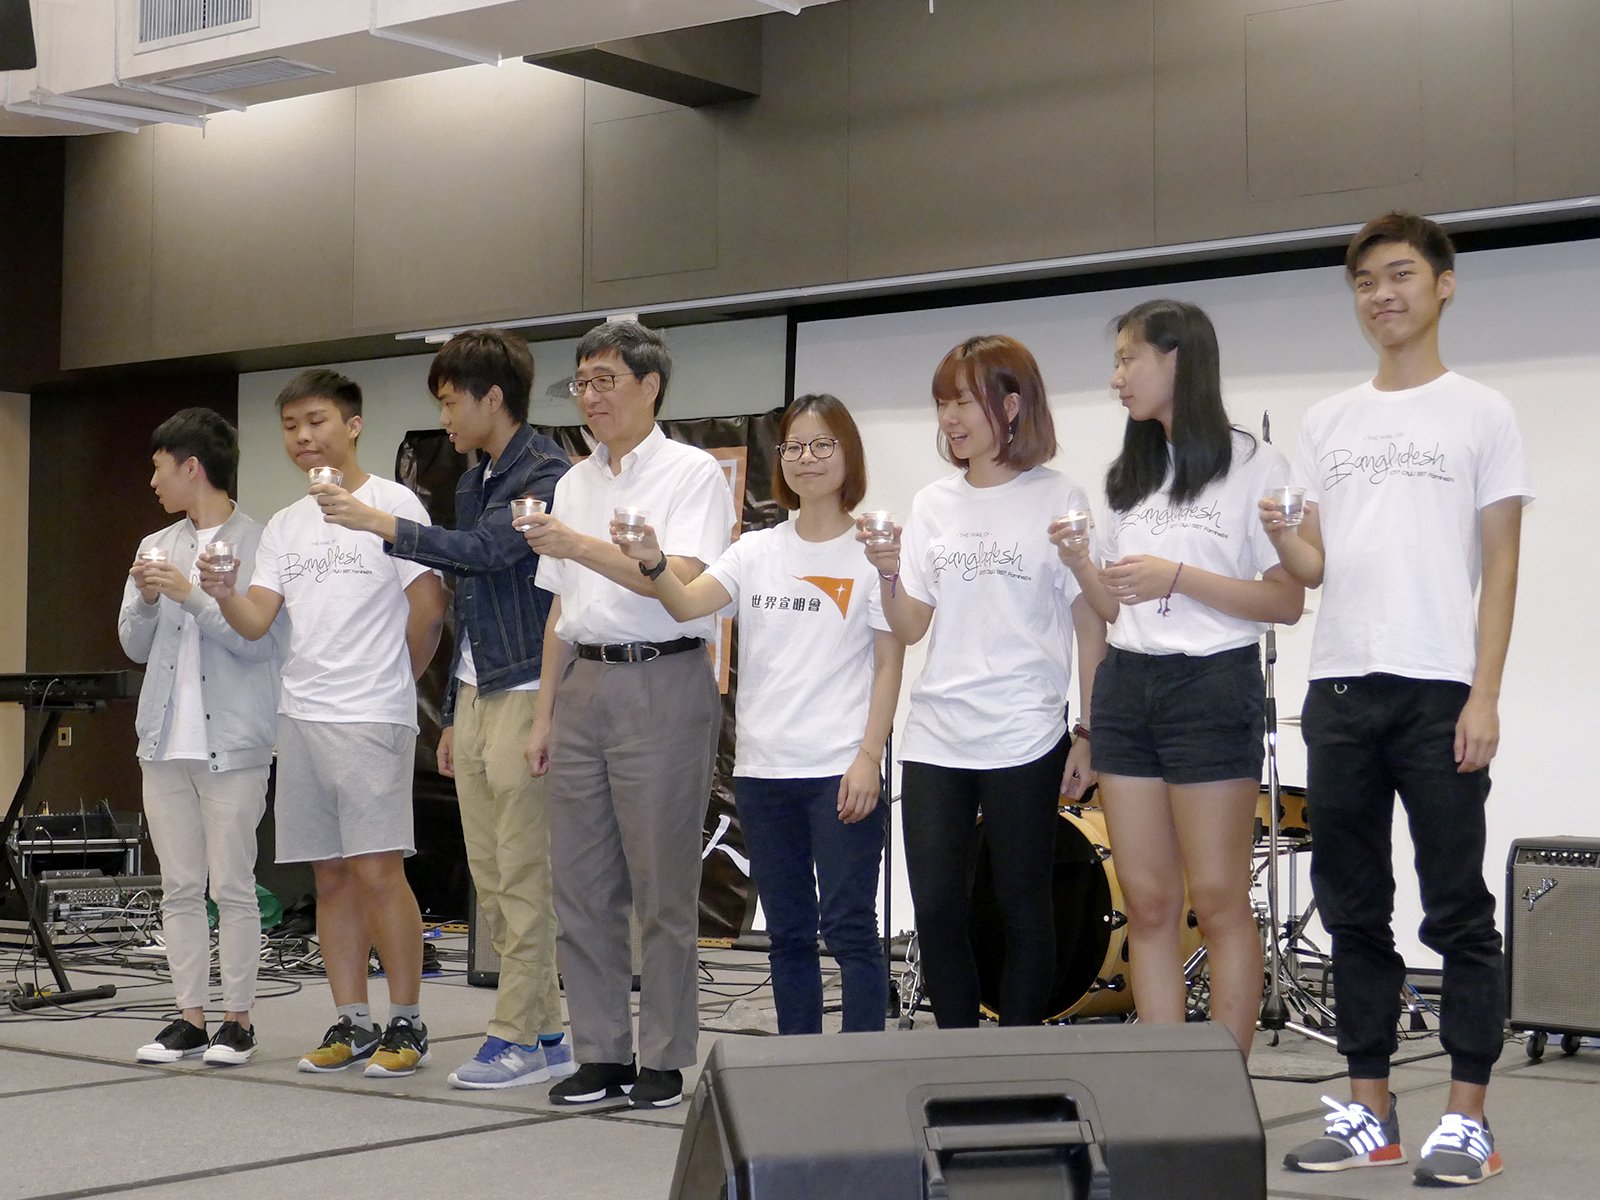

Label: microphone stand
[1257,410,1337,1046]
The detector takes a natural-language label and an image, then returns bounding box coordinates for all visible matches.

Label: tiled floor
[1,935,1596,1199]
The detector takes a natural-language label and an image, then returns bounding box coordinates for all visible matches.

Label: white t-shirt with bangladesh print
[253,476,434,729]
[898,466,1089,770]
[1296,371,1533,685]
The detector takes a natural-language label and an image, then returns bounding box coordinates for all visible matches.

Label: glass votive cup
[1055,509,1092,545]
[859,510,896,545]
[1267,486,1306,526]
[613,506,648,543]
[510,496,547,529]
[203,540,238,573]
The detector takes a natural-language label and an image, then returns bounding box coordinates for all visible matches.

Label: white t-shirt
[899,467,1089,769]
[538,425,736,644]
[156,522,221,760]
[1102,432,1287,656]
[254,476,433,728]
[1296,371,1533,684]
[705,522,890,778]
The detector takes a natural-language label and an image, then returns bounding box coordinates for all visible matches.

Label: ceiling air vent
[138,0,259,51]
[152,57,334,95]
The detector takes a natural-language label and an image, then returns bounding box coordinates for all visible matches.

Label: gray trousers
[549,649,719,1071]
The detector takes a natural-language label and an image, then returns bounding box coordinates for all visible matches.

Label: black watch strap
[639,555,669,581]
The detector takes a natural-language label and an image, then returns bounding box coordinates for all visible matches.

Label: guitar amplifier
[1506,837,1600,1035]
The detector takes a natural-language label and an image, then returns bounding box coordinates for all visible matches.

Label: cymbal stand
[1257,622,1337,1046]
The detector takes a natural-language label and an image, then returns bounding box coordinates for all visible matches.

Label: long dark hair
[1104,300,1250,511]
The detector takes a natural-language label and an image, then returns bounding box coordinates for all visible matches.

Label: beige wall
[59,0,1600,369]
[0,393,26,799]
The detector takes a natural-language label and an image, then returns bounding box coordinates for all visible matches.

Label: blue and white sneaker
[1415,1113,1502,1187]
[447,1036,550,1090]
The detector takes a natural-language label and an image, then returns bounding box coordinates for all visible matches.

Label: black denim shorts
[1090,644,1265,785]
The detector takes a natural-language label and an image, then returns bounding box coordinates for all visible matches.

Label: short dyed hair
[427,328,534,424]
[575,320,671,414]
[771,394,869,513]
[150,407,239,495]
[931,335,1057,472]
[1345,211,1455,280]
[276,368,362,421]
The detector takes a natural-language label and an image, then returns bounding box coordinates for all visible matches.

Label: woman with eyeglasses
[613,394,905,1035]
[859,335,1106,1029]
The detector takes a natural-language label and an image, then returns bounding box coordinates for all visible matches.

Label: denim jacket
[117,506,284,773]
[387,424,571,726]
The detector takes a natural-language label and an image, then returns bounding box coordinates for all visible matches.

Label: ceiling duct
[151,56,333,95]
[137,0,258,52]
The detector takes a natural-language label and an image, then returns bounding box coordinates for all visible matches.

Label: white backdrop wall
[236,316,789,522]
[793,238,1600,968]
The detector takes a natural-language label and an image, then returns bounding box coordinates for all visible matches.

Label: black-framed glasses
[778,437,840,461]
[567,372,641,397]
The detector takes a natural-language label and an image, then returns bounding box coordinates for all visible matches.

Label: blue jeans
[733,775,888,1034]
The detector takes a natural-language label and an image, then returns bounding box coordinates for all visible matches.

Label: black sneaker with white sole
[629,1067,684,1110]
[549,1060,636,1105]
[202,1020,258,1066]
[136,1019,208,1064]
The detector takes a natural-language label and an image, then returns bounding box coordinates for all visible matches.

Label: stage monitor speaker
[1506,836,1600,1036]
[669,1024,1264,1200]
[466,882,644,990]
[0,2,36,72]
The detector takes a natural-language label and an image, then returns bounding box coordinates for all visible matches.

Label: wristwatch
[639,554,668,581]
[1071,722,1091,741]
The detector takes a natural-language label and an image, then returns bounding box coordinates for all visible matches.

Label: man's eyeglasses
[778,437,840,461]
[567,372,642,397]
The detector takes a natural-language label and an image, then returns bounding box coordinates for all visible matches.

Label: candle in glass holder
[1055,509,1092,547]
[204,540,238,574]
[510,496,547,529]
[308,466,343,489]
[859,510,896,545]
[613,506,649,543]
[1266,486,1306,527]
[138,546,168,564]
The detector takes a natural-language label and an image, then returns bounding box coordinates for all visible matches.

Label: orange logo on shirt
[798,576,853,617]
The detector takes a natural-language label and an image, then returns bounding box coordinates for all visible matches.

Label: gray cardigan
[117,506,283,772]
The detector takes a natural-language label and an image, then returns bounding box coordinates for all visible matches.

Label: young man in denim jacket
[320,328,573,1088]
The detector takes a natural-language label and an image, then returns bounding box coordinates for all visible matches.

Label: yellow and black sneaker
[363,1016,430,1078]
[297,1015,382,1073]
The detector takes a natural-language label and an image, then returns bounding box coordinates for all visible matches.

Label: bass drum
[971,804,1202,1022]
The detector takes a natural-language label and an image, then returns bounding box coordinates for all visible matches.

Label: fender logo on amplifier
[1522,877,1557,911]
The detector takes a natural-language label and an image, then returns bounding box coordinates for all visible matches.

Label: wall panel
[1154,0,1515,243]
[844,0,1155,279]
[581,3,851,309]
[60,130,154,371]
[351,63,586,332]
[1512,0,1600,201]
[150,91,358,357]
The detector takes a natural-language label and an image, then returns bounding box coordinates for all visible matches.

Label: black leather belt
[574,636,704,664]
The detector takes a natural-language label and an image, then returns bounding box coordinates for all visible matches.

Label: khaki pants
[453,684,562,1042]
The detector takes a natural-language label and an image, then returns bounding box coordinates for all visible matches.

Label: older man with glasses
[519,319,735,1110]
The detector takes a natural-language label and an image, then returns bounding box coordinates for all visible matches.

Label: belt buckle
[599,643,631,665]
